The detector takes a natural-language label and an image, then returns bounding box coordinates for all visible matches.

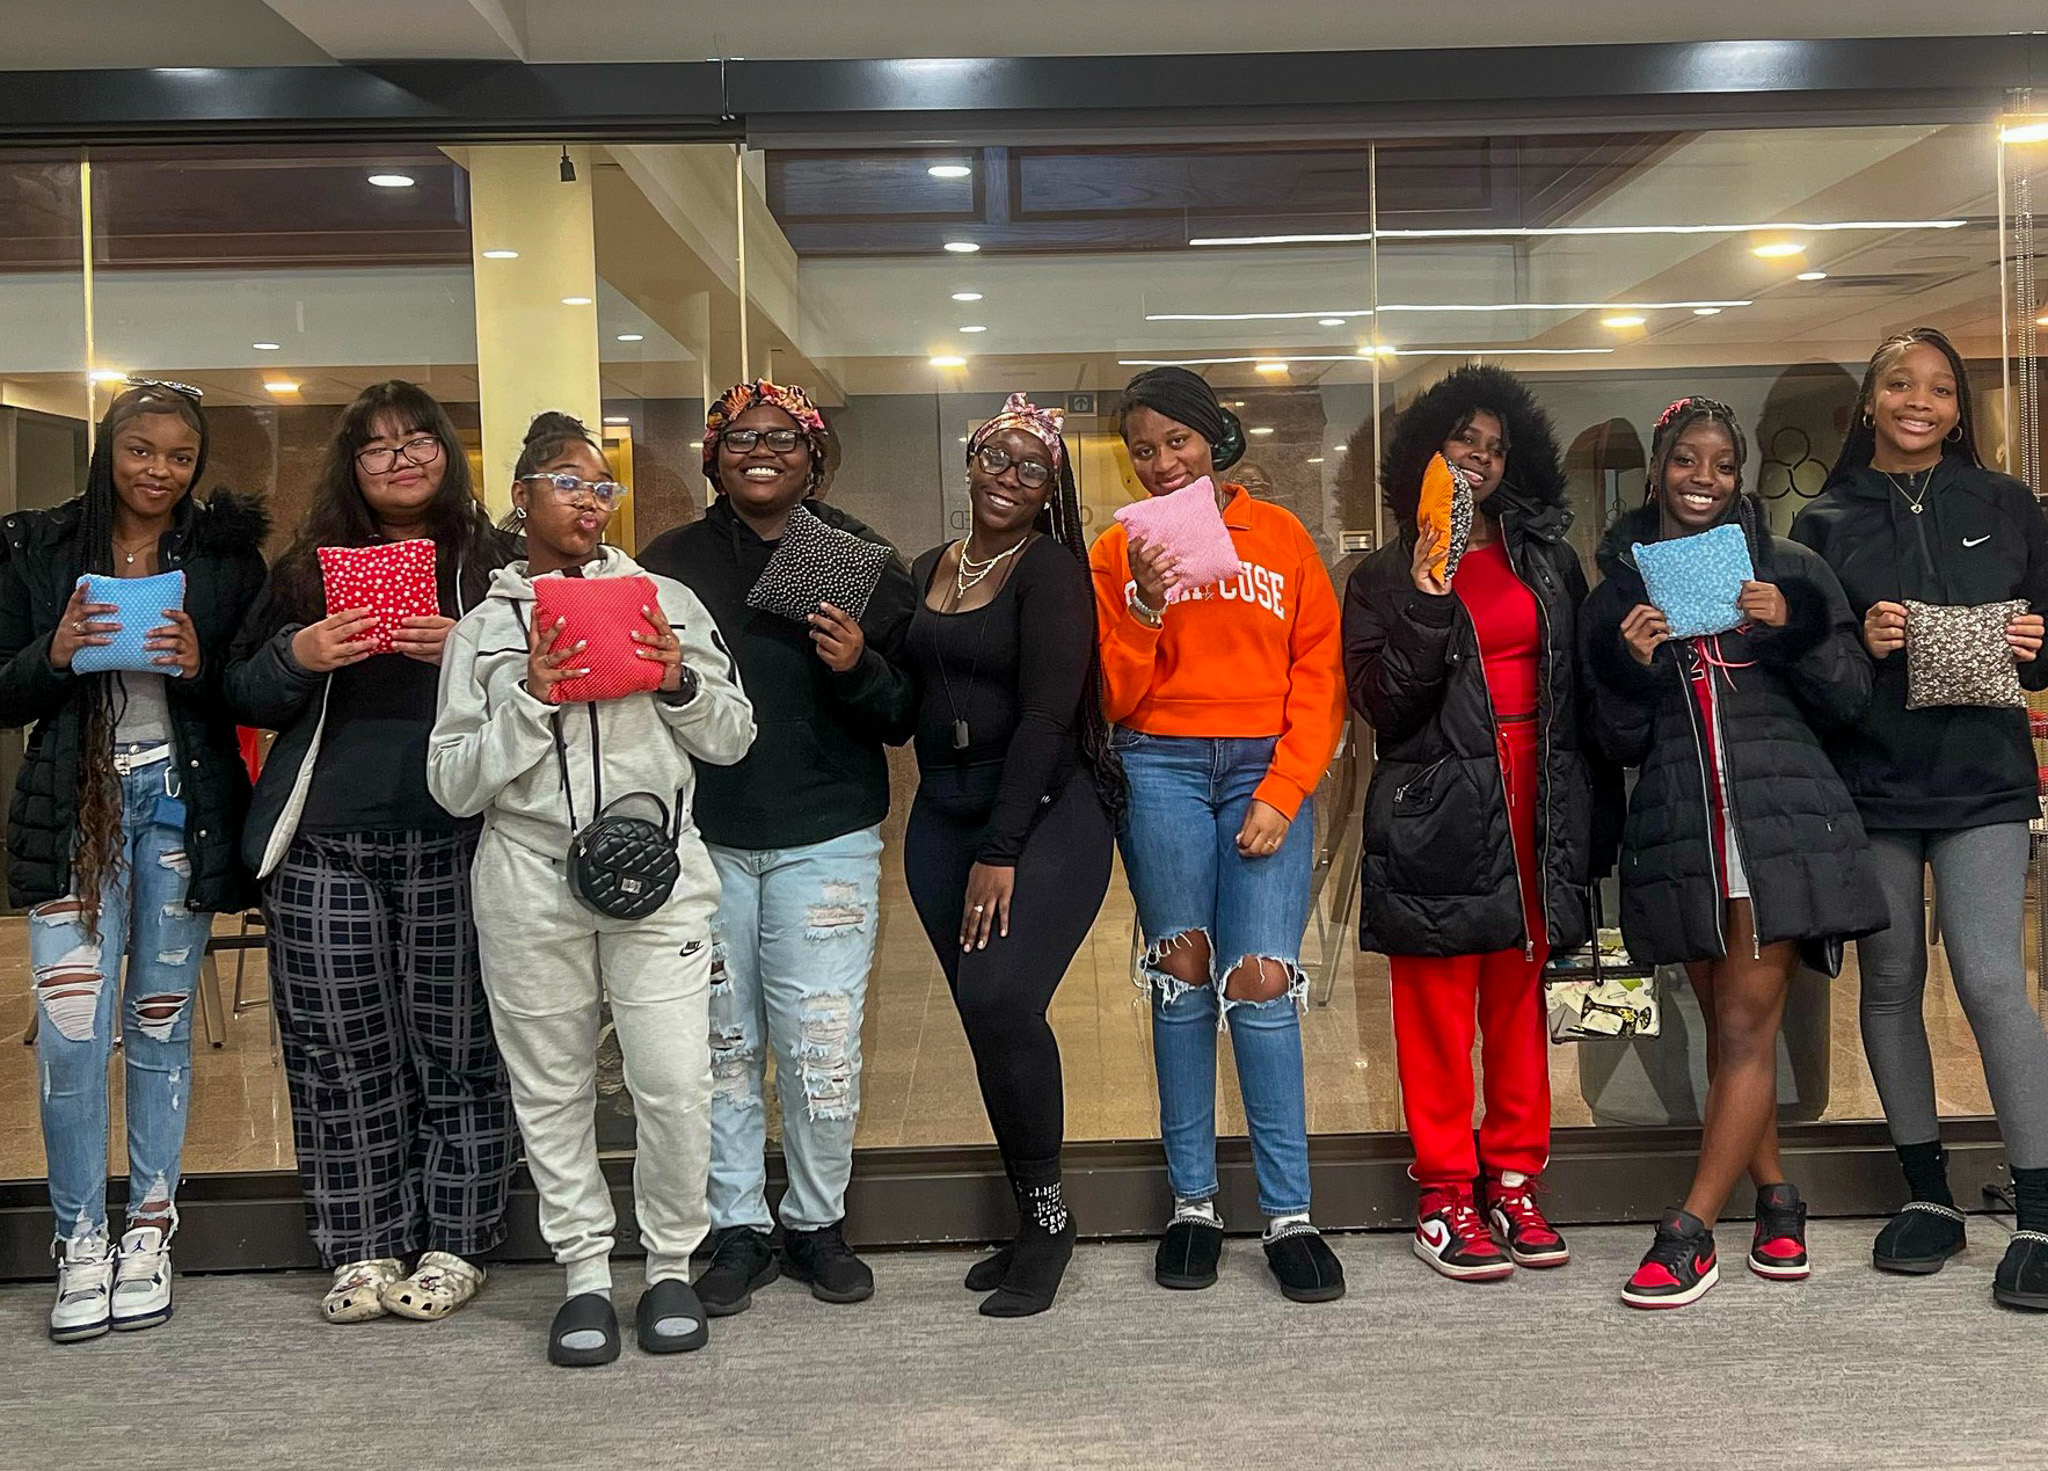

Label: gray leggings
[1858,824,2048,1169]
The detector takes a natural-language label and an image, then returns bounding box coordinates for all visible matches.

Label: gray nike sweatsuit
[428,547,755,1296]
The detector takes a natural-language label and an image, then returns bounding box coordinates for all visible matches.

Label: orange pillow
[1417,453,1475,584]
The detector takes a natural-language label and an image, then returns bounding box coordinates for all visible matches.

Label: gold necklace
[1884,468,1934,515]
[113,536,155,566]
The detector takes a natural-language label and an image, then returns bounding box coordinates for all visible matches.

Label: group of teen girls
[6,323,2045,1363]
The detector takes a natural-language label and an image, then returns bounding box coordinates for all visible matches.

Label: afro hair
[1373,364,1568,528]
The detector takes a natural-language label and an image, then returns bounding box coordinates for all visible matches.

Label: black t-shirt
[299,653,464,833]
[905,536,1095,863]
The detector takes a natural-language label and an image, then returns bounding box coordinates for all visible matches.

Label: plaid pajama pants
[266,829,517,1267]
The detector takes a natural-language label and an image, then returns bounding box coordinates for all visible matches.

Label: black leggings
[905,769,1114,1169]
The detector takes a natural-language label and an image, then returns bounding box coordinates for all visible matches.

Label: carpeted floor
[0,1221,2039,1469]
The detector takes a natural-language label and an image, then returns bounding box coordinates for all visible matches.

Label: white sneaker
[111,1226,175,1332]
[323,1258,405,1324]
[380,1251,486,1321]
[50,1233,117,1344]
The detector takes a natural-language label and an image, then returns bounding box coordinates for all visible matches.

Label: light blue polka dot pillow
[1631,523,1754,639]
[71,571,187,676]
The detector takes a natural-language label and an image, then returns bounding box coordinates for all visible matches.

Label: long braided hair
[1031,441,1128,820]
[1645,395,1762,554]
[73,384,209,937]
[1826,326,1982,484]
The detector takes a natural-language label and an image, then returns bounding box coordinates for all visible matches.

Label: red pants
[1390,719,1551,1187]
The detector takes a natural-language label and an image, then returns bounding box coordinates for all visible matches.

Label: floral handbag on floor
[1542,894,1660,1043]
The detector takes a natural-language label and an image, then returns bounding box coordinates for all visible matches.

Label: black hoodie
[1790,460,2048,830]
[638,497,916,850]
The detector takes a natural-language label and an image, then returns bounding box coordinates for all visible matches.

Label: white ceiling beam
[262,0,528,61]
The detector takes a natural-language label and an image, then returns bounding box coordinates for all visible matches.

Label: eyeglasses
[355,435,445,475]
[124,377,205,401]
[718,427,807,454]
[519,472,630,509]
[974,443,1052,489]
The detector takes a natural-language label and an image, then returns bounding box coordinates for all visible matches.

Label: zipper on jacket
[1510,531,1557,956]
[1676,647,1730,961]
[1705,650,1766,960]
[1464,601,1534,960]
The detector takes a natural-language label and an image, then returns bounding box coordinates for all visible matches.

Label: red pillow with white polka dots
[318,539,440,654]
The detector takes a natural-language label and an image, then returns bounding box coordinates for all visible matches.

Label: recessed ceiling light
[943,241,980,254]
[1305,456,1325,464]
[482,249,519,260]
[252,341,281,350]
[602,416,630,425]
[2038,311,2048,326]
[1230,400,1247,408]
[959,325,987,333]
[88,369,127,383]
[264,380,300,394]
[1317,317,1347,327]
[1751,241,1806,259]
[928,164,973,179]
[1796,270,1829,281]
[951,291,983,302]
[1254,361,1289,374]
[368,173,415,189]
[1691,307,1722,317]
[1249,426,1276,436]
[561,296,593,306]
[1601,314,1648,329]
[930,355,968,368]
[2000,121,2048,144]
[616,333,644,342]
[1332,445,1349,453]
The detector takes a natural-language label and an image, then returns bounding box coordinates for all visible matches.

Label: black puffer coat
[0,491,269,911]
[1345,489,1603,957]
[1581,499,1887,965]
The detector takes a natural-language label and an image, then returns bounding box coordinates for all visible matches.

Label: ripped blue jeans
[1115,731,1314,1218]
[32,749,213,1247]
[705,826,881,1233]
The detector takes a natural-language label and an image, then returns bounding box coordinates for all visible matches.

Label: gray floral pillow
[1904,599,2028,710]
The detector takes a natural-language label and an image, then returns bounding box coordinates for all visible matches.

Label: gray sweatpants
[1858,823,2048,1169]
[472,829,714,1294]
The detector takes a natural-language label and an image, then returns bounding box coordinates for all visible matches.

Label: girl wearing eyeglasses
[638,380,915,1316]
[225,380,521,1327]
[0,382,267,1342]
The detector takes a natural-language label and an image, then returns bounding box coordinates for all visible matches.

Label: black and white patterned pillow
[744,504,892,624]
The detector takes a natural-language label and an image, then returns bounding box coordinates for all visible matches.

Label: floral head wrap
[969,391,1066,470]
[703,378,830,487]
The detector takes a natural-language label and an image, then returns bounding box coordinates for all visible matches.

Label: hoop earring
[1860,411,1874,428]
[1946,423,1965,443]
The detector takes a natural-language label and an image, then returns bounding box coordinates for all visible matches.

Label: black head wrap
[1116,367,1246,474]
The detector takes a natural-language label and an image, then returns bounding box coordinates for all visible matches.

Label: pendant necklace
[113,536,154,566]
[1886,468,1933,515]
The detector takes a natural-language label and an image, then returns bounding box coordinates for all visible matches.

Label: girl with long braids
[0,381,267,1342]
[226,380,521,1327]
[903,393,1120,1317]
[1792,329,2048,1310]
[1585,396,1883,1309]
[1090,367,1348,1304]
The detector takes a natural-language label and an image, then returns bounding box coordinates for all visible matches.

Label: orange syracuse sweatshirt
[1088,484,1346,819]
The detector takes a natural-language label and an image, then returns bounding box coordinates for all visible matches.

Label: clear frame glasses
[519,471,630,509]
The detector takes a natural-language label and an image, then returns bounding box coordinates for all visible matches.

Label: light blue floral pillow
[1632,524,1753,639]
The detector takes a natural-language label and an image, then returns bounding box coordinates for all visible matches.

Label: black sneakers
[1872,1201,1967,1274]
[1622,1208,1720,1310]
[781,1222,875,1304]
[695,1226,780,1317]
[1748,1182,1811,1281]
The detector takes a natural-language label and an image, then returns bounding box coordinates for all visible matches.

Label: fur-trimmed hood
[1377,365,1568,526]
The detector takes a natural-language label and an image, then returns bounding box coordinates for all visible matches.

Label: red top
[1453,540,1540,720]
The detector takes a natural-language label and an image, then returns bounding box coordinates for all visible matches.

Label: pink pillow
[1113,476,1243,595]
[533,574,667,705]
[318,539,439,654]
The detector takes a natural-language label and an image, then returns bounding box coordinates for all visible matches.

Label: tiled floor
[0,852,2022,1185]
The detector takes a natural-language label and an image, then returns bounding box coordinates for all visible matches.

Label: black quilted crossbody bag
[551,701,683,920]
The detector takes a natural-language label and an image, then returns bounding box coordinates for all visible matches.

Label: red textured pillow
[318,539,440,654]
[533,573,666,704]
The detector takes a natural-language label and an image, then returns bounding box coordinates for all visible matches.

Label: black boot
[1995,1166,2048,1311]
[1873,1141,1967,1275]
[982,1166,1076,1318]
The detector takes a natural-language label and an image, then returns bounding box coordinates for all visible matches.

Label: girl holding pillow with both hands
[428,411,755,1366]
[1792,328,2048,1311]
[1088,366,1348,1305]
[1583,396,1883,1310]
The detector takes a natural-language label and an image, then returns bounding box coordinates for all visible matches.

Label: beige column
[468,145,603,520]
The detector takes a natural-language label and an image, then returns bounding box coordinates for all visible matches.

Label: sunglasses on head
[122,377,205,401]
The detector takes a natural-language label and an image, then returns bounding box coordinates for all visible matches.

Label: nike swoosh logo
[1964,535,1991,547]
[1419,1220,1452,1252]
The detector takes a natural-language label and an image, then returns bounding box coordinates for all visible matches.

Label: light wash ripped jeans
[705,825,883,1233]
[31,748,213,1247]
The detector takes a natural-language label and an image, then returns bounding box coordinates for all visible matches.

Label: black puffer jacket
[1344,490,1602,957]
[0,491,269,911]
[1581,500,1887,965]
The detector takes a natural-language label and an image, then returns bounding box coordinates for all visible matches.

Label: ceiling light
[1318,317,1347,327]
[264,380,300,394]
[2038,312,2048,326]
[928,164,973,179]
[943,241,980,254]
[951,291,983,302]
[1230,400,1247,408]
[1751,241,1806,259]
[1797,270,1829,281]
[930,355,968,368]
[367,173,415,188]
[616,333,644,342]
[1332,445,1349,453]
[1692,307,1722,316]
[88,369,127,383]
[2000,121,2048,144]
[1254,361,1289,374]
[1148,299,1747,321]
[602,416,630,425]
[958,436,969,444]
[1188,220,1964,246]
[1305,456,1325,464]
[482,249,519,260]
[561,296,593,306]
[252,341,281,350]
[1249,426,1276,436]
[959,325,987,333]
[1601,314,1647,328]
